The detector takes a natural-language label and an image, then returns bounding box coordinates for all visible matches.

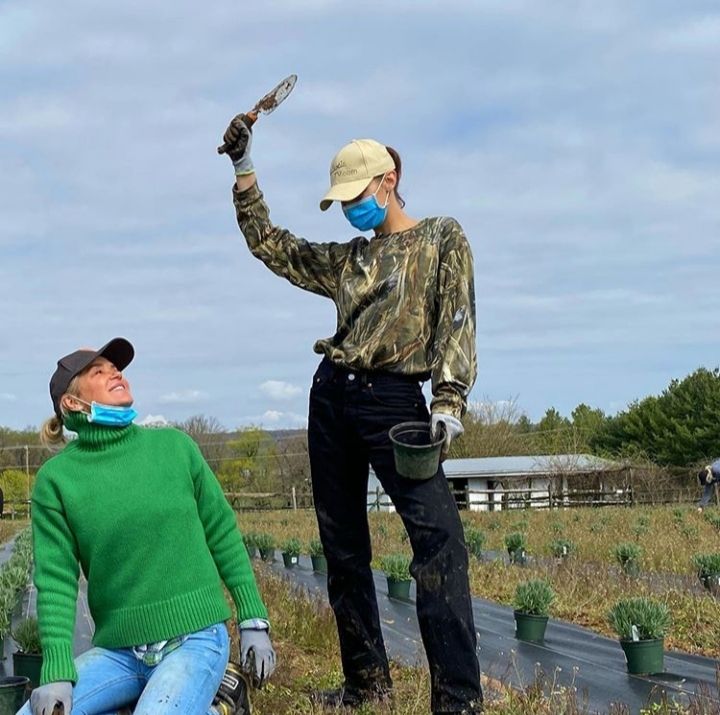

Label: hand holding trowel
[217,74,297,172]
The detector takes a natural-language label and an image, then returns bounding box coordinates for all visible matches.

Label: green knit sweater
[32,413,268,685]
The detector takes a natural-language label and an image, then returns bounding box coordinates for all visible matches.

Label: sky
[1,0,718,431]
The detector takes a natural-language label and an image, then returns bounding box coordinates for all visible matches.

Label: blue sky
[1,1,718,431]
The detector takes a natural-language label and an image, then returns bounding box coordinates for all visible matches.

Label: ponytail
[385,146,405,209]
[40,375,82,451]
[40,415,66,450]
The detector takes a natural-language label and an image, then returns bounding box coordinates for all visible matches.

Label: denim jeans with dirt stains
[308,357,483,714]
[17,622,229,715]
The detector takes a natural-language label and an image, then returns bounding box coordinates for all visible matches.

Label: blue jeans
[18,623,229,715]
[700,482,717,507]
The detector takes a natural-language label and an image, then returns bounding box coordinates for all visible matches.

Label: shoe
[213,660,252,715]
[311,685,391,709]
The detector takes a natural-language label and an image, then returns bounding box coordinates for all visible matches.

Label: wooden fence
[225,483,704,512]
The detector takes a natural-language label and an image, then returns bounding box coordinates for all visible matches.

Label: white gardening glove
[219,114,254,176]
[30,681,72,715]
[239,627,276,686]
[431,412,464,458]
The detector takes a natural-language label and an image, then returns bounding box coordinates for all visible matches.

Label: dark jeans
[308,357,482,714]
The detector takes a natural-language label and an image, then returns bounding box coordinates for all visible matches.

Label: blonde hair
[40,375,83,450]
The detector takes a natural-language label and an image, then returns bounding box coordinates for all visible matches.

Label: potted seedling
[0,590,11,660]
[613,542,642,577]
[504,532,528,566]
[308,539,327,574]
[608,597,670,675]
[692,553,720,596]
[12,617,42,688]
[464,527,487,561]
[255,533,276,563]
[243,532,258,559]
[379,554,412,601]
[513,579,555,642]
[281,538,302,569]
[549,538,575,561]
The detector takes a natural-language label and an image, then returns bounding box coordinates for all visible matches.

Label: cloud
[137,414,169,427]
[158,390,208,405]
[259,380,303,401]
[259,411,308,429]
[1,0,718,432]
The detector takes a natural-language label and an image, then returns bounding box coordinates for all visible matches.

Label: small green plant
[12,617,42,654]
[703,511,720,530]
[254,533,276,553]
[379,554,411,582]
[504,532,528,557]
[672,508,685,525]
[613,542,642,575]
[308,539,324,557]
[513,580,555,616]
[464,527,486,559]
[549,539,575,559]
[550,520,564,534]
[608,597,671,641]
[281,538,302,557]
[680,524,699,539]
[692,553,720,579]
[243,532,257,553]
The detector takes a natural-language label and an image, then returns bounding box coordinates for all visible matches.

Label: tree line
[0,366,717,499]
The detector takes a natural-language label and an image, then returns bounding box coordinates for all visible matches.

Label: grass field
[237,506,720,657]
[244,565,718,714]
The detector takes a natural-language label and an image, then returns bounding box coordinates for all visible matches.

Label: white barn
[367,454,621,512]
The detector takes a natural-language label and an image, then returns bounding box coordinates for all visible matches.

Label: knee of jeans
[411,535,468,586]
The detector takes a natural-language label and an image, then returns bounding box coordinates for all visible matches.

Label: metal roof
[441,454,618,479]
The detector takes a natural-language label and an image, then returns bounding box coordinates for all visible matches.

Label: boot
[213,660,252,715]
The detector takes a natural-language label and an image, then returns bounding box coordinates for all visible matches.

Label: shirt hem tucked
[92,583,232,648]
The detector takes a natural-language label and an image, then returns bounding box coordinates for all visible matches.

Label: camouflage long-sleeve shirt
[233,183,477,419]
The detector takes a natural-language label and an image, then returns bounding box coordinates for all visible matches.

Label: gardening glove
[219,113,254,175]
[239,627,276,686]
[431,412,464,458]
[30,680,72,715]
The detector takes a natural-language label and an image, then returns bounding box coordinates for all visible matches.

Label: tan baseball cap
[320,139,395,211]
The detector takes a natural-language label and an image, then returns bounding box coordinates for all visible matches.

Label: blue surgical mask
[78,399,137,427]
[342,175,389,231]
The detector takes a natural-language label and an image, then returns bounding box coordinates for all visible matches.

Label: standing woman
[22,338,275,715]
[221,116,482,714]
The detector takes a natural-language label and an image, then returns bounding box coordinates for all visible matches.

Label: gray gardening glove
[239,627,276,686]
[219,114,254,175]
[431,412,464,459]
[30,681,72,715]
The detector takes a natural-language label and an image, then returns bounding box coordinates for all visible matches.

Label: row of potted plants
[512,578,671,675]
[0,529,44,696]
[243,533,328,573]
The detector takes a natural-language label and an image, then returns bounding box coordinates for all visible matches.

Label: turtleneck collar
[63,410,139,450]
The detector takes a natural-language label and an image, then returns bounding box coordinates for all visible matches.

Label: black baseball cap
[49,337,135,419]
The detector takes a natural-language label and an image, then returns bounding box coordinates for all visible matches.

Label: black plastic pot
[311,554,327,574]
[620,638,664,675]
[13,652,42,689]
[282,552,299,569]
[386,577,412,601]
[514,611,549,642]
[389,422,444,480]
[258,547,275,563]
[0,676,30,714]
[509,549,528,566]
[700,573,720,596]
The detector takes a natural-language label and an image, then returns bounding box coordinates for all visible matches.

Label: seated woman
[21,338,274,715]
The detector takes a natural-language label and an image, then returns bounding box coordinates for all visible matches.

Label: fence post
[291,487,297,511]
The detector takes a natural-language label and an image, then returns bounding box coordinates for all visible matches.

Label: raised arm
[222,113,351,298]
